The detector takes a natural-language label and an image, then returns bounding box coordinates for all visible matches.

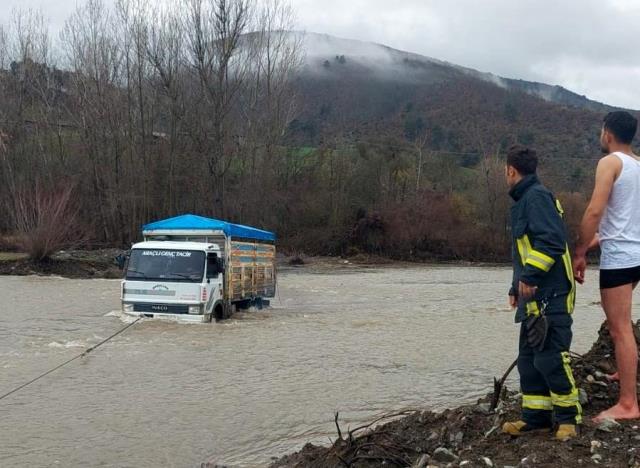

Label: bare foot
[606,372,620,382]
[593,403,640,423]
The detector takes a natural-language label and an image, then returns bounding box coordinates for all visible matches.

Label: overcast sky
[3,0,639,109]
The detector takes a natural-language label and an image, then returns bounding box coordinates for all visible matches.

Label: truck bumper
[122,302,209,323]
[123,310,211,323]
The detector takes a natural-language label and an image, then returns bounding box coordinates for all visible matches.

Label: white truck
[121,214,276,322]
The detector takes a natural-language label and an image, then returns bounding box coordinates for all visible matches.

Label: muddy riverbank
[0,248,509,280]
[0,249,123,278]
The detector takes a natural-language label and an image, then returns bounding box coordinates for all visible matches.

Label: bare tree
[0,10,53,210]
[0,0,309,251]
[479,150,510,243]
[61,0,125,241]
[412,127,429,193]
[239,0,303,221]
[146,2,186,214]
[183,0,253,216]
[0,25,7,70]
[115,0,155,235]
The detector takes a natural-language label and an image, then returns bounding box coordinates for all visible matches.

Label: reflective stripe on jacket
[509,174,576,322]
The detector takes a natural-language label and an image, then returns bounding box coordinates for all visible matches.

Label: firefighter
[501,145,581,441]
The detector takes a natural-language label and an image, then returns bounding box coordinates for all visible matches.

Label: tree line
[0,0,592,262]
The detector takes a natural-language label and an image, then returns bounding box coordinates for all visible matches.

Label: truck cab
[121,241,227,322]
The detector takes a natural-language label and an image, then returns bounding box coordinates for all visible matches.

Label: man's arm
[573,156,621,283]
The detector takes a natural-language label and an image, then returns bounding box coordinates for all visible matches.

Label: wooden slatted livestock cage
[142,214,277,305]
[228,240,276,301]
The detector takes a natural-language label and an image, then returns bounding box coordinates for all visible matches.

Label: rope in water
[0,317,143,402]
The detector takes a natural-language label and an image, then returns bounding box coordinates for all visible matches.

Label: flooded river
[0,265,627,467]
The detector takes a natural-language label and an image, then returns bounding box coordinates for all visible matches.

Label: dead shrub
[13,183,83,261]
[351,192,511,261]
[380,192,462,259]
[351,211,386,254]
[0,234,21,252]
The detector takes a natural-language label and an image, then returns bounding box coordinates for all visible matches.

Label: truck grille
[133,303,189,314]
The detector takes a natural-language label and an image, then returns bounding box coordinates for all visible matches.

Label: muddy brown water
[0,265,626,467]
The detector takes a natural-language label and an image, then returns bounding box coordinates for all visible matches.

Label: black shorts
[600,265,640,289]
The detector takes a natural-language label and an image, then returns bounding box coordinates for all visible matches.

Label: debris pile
[0,249,123,278]
[271,321,640,468]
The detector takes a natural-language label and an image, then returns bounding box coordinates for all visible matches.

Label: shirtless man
[573,110,640,422]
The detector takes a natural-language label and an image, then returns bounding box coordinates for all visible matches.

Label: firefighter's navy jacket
[509,174,576,323]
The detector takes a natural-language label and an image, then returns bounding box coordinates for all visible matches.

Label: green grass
[0,252,28,261]
[292,146,316,157]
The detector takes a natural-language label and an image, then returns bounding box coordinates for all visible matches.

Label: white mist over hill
[295,32,617,112]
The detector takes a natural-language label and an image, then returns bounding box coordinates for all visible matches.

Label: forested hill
[267,33,640,259]
[0,8,637,262]
[289,32,622,160]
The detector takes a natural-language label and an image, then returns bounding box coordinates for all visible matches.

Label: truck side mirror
[115,250,130,270]
[216,258,224,274]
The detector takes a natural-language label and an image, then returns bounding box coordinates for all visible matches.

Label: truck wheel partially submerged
[121,214,276,323]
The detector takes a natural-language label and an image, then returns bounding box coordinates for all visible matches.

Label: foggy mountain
[299,32,613,113]
[287,32,632,165]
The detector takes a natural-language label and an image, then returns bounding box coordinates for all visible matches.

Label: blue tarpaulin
[142,214,276,242]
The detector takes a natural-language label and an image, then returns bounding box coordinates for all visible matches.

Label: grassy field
[0,252,27,261]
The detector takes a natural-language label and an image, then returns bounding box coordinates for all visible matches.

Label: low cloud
[295,0,640,109]
[2,0,638,108]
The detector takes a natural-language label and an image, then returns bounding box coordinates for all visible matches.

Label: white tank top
[600,151,640,270]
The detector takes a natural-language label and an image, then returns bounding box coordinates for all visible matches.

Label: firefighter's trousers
[518,317,582,426]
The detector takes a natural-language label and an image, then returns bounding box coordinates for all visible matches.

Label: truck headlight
[123,303,134,312]
[188,305,201,315]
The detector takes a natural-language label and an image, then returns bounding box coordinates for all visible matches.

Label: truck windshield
[126,249,205,282]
